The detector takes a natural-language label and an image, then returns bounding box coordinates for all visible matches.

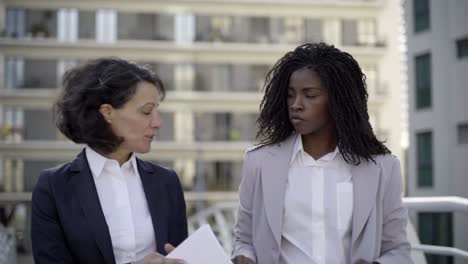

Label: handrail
[402,196,468,259]
[403,196,468,213]
[2,192,468,259]
[2,192,468,209]
[411,244,468,259]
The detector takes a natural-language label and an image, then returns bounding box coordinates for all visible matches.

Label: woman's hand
[354,259,371,264]
[138,243,186,264]
[232,255,255,264]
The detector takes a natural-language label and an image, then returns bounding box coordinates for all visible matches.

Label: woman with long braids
[232,43,412,264]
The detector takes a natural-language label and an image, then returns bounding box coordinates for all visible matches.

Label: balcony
[0,38,387,66]
[4,0,383,18]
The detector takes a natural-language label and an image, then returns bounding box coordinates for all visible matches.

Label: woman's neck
[301,131,337,160]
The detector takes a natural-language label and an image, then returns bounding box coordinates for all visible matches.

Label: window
[415,53,432,109]
[456,37,468,59]
[417,131,433,187]
[418,213,453,264]
[458,123,468,144]
[413,0,430,33]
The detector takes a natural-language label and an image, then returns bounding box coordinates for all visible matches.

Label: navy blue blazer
[31,150,188,264]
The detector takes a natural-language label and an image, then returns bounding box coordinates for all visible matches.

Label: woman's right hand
[138,244,186,264]
[232,255,255,264]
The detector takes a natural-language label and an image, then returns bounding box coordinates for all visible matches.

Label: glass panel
[417,131,433,187]
[415,53,432,109]
[418,213,453,264]
[25,9,57,38]
[78,10,96,39]
[194,113,257,141]
[117,12,174,41]
[458,123,468,144]
[195,161,242,191]
[414,0,430,33]
[342,19,358,46]
[456,37,468,59]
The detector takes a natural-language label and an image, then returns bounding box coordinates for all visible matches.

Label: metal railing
[1,193,468,261]
[402,196,468,260]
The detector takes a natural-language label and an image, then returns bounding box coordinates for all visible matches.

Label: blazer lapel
[261,135,296,247]
[351,160,380,243]
[69,151,115,264]
[138,159,169,254]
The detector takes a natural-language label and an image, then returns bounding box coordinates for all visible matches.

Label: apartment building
[404,0,468,263]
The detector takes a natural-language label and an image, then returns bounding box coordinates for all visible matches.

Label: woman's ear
[99,104,113,124]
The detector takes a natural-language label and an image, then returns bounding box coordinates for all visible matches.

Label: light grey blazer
[232,135,412,264]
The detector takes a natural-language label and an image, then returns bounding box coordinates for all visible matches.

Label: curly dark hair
[54,57,165,154]
[257,43,390,164]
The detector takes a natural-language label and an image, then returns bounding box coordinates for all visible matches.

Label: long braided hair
[257,43,390,165]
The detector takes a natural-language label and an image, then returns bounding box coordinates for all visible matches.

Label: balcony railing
[1,193,467,261]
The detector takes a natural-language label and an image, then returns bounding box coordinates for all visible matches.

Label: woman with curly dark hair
[31,58,187,264]
[232,43,412,264]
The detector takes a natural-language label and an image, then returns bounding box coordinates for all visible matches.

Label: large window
[418,213,453,264]
[413,0,430,33]
[456,37,468,59]
[417,131,433,187]
[415,53,432,109]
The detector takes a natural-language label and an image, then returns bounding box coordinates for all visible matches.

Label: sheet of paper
[167,224,232,264]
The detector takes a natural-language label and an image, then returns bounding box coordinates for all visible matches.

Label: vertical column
[174,108,195,188]
[173,11,196,188]
[323,18,341,46]
[174,63,194,91]
[57,8,78,42]
[0,55,4,91]
[174,12,195,44]
[96,9,117,43]
[57,60,77,87]
[357,18,377,46]
[5,58,25,90]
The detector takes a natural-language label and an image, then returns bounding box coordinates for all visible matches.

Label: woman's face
[106,81,161,154]
[287,66,335,137]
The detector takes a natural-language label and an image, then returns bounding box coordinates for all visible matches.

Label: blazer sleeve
[232,151,258,263]
[375,158,413,264]
[31,170,76,264]
[169,169,188,247]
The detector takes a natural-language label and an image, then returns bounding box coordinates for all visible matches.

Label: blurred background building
[0,0,410,262]
[404,0,468,263]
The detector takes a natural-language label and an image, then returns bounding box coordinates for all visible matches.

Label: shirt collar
[290,134,340,166]
[85,146,138,179]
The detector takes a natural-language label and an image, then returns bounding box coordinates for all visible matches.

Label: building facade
[405,0,468,263]
[0,0,405,254]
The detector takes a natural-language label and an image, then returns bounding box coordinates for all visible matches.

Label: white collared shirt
[279,135,353,264]
[85,146,156,264]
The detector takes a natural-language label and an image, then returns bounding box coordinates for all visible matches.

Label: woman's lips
[290,115,304,125]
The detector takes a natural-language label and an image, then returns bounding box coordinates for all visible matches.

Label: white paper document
[167,224,232,264]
